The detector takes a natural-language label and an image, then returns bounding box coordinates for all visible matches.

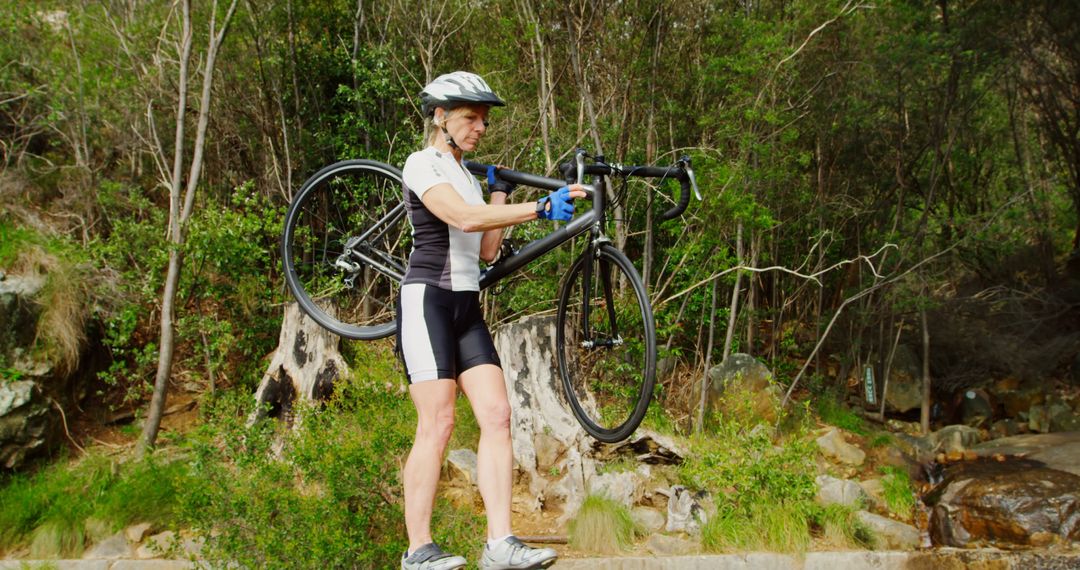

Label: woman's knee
[417,409,455,444]
[476,402,511,434]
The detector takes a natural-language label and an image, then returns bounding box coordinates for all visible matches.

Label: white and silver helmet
[420,71,505,117]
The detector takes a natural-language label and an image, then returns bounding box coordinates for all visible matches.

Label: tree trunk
[695,277,719,433]
[139,0,240,456]
[250,303,349,426]
[722,221,744,359]
[920,305,931,434]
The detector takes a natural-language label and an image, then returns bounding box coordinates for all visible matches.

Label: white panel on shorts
[399,283,440,382]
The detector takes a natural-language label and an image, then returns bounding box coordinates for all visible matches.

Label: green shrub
[567,494,641,554]
[179,366,483,569]
[879,466,916,522]
[811,503,874,550]
[0,453,192,557]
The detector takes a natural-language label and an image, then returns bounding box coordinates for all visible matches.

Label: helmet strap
[441,126,460,150]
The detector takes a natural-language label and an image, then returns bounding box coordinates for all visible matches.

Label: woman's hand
[486,165,517,196]
[536,185,587,222]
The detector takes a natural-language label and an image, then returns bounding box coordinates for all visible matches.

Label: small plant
[811,503,875,550]
[879,466,916,521]
[814,394,866,435]
[567,494,641,554]
[702,500,811,553]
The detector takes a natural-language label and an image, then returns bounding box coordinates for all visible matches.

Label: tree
[138,0,240,456]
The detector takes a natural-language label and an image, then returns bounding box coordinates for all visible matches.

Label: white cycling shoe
[401,542,467,570]
[478,536,558,570]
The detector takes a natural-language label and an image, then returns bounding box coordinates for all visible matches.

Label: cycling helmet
[420,71,505,117]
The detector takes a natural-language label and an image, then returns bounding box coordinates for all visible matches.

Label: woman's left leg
[458,363,513,540]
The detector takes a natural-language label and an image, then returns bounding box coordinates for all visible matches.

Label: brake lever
[679,155,702,200]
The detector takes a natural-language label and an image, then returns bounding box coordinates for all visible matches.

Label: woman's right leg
[404,378,457,554]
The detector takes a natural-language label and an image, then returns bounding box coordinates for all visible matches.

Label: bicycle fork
[579,235,624,350]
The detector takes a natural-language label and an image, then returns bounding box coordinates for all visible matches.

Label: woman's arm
[421,183,538,235]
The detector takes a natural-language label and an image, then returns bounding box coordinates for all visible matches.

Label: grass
[702,500,812,553]
[568,494,641,554]
[812,504,875,550]
[0,220,90,375]
[0,453,192,558]
[813,395,866,435]
[879,466,916,521]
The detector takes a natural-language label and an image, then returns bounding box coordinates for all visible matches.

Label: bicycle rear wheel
[282,160,409,340]
[556,243,656,443]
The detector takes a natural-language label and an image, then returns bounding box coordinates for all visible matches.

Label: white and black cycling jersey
[401,146,485,291]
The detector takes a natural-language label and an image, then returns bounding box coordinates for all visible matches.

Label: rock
[816,428,865,466]
[83,532,133,559]
[989,419,1020,439]
[533,432,563,473]
[1048,401,1080,432]
[631,506,666,533]
[973,431,1080,477]
[646,533,698,555]
[125,522,152,544]
[959,389,993,427]
[445,449,478,486]
[883,345,923,413]
[927,425,983,454]
[589,469,641,508]
[0,380,57,470]
[815,475,868,508]
[591,430,685,465]
[997,388,1042,418]
[664,485,708,534]
[927,458,1080,548]
[0,275,44,357]
[858,478,886,510]
[1029,404,1050,433]
[856,511,920,550]
[706,353,780,422]
[137,530,176,559]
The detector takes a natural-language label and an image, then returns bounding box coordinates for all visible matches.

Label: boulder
[589,469,642,508]
[972,432,1080,477]
[0,274,44,357]
[927,458,1080,548]
[706,353,780,423]
[856,511,921,550]
[664,485,708,534]
[631,506,666,533]
[0,380,58,470]
[816,428,865,466]
[646,533,698,555]
[445,448,478,486]
[82,532,133,560]
[959,389,993,427]
[815,475,868,508]
[926,425,983,454]
[882,345,923,413]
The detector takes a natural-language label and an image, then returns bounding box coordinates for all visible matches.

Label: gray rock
[137,530,176,559]
[0,275,44,357]
[445,448,478,486]
[816,428,865,466]
[646,533,699,555]
[959,390,992,427]
[82,531,133,559]
[1029,404,1050,433]
[0,380,57,470]
[927,425,983,454]
[857,478,886,510]
[589,469,641,507]
[533,432,563,472]
[665,485,708,534]
[631,506,666,533]
[989,419,1020,439]
[1048,402,1080,432]
[883,345,923,413]
[973,432,1080,477]
[856,511,920,550]
[706,354,779,422]
[815,475,868,508]
[125,522,153,543]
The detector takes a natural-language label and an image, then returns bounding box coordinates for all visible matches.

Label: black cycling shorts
[396,283,502,383]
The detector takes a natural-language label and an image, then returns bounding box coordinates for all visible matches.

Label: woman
[397,71,583,570]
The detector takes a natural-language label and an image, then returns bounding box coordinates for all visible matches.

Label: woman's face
[438,105,490,152]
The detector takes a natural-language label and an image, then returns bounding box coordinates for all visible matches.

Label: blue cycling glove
[486,165,517,195]
[536,186,575,222]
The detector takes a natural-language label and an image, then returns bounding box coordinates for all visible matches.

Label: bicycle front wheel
[556,243,656,443]
[282,160,409,340]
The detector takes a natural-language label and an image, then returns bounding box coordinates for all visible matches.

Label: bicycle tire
[556,243,656,443]
[281,159,408,340]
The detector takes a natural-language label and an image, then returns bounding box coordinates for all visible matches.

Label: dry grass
[567,494,641,554]
[8,243,89,376]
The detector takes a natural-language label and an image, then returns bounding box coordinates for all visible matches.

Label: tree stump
[250,303,349,426]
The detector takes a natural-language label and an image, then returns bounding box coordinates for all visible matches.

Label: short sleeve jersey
[401,147,485,291]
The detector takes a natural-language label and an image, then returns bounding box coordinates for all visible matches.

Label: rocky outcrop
[926,457,1080,548]
[706,353,780,422]
[0,380,57,469]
